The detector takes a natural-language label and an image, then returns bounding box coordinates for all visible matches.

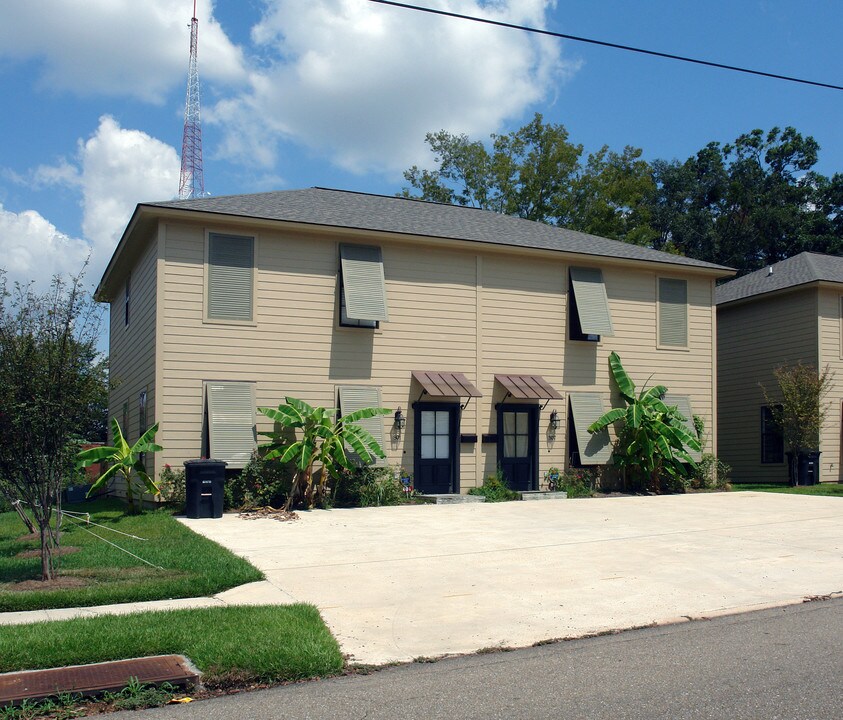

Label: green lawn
[0,499,263,612]
[0,605,344,685]
[732,483,843,496]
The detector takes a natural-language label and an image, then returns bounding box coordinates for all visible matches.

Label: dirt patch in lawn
[3,576,89,592]
[16,546,81,559]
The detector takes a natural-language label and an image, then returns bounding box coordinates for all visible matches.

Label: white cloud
[31,116,180,286]
[210,0,573,174]
[0,205,91,290]
[0,0,246,102]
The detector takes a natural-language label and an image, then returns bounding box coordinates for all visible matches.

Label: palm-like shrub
[76,419,162,512]
[258,397,390,510]
[588,352,700,493]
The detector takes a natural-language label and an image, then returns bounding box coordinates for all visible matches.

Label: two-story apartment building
[97,188,731,495]
[717,252,843,484]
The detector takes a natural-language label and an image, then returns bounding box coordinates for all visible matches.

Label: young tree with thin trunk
[0,268,103,580]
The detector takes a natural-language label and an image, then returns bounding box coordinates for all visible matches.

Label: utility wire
[64,515,163,570]
[367,0,843,92]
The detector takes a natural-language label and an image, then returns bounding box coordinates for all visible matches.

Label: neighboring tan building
[717,251,843,484]
[97,188,731,495]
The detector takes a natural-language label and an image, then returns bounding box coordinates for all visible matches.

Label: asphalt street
[115,597,843,720]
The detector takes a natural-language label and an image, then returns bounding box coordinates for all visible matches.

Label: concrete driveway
[179,492,842,665]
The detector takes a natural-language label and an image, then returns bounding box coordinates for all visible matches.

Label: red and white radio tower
[178,1,204,199]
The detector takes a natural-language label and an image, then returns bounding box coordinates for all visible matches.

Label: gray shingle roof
[148,187,731,272]
[715,252,843,305]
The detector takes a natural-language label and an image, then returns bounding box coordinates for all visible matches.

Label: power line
[367,0,843,92]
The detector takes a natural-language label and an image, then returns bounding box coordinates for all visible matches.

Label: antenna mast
[178,0,204,199]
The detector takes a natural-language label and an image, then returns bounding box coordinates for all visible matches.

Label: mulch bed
[237,507,299,522]
[3,576,89,592]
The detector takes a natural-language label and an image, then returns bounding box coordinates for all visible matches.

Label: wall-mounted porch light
[392,407,406,440]
[549,409,561,431]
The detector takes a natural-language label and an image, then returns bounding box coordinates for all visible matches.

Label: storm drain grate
[0,655,199,706]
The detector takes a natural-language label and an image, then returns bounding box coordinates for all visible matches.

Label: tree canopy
[402,115,843,274]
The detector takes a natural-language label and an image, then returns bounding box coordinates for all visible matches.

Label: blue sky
[1,0,841,296]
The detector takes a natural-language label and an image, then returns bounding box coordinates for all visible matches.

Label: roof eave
[135,203,735,277]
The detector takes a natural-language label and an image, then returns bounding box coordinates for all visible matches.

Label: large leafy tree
[403,118,843,275]
[401,113,583,224]
[0,269,104,580]
[588,353,700,493]
[258,397,391,511]
[649,127,839,272]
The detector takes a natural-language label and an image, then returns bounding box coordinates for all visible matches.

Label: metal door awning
[412,371,482,398]
[495,374,563,401]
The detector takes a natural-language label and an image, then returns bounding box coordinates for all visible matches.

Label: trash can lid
[183,458,228,466]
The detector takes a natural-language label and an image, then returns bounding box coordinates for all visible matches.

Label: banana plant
[258,397,391,510]
[588,352,700,493]
[76,419,163,513]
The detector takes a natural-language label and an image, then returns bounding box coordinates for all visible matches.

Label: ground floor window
[761,405,784,464]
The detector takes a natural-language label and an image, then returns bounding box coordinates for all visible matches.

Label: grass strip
[0,499,263,612]
[732,483,843,496]
[0,605,344,684]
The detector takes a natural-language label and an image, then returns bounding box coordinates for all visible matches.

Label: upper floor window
[658,277,688,348]
[568,267,614,342]
[207,233,254,322]
[339,244,388,329]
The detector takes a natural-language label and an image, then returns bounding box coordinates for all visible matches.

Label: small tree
[258,397,391,510]
[761,362,832,478]
[0,268,103,580]
[588,352,701,493]
[76,419,163,513]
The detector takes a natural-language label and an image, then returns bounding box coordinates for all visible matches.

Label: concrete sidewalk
[178,492,842,664]
[3,493,841,667]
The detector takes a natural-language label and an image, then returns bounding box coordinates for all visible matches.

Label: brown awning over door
[412,370,482,398]
[495,374,563,400]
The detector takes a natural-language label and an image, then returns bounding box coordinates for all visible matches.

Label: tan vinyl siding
[565,266,715,467]
[108,230,158,495]
[717,288,819,484]
[151,220,717,494]
[816,287,843,482]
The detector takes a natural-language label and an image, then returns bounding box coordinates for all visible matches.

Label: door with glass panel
[414,404,459,494]
[497,405,538,491]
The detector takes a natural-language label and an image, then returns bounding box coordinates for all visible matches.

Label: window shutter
[659,278,688,347]
[340,244,388,322]
[663,394,702,462]
[208,234,254,321]
[337,385,386,465]
[569,267,614,336]
[568,392,613,464]
[206,381,256,469]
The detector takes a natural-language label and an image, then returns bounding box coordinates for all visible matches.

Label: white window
[568,392,613,465]
[205,381,256,469]
[658,278,688,347]
[337,385,386,464]
[339,244,388,327]
[569,267,614,341]
[207,233,254,321]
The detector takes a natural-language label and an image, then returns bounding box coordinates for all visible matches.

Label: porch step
[420,494,486,504]
[520,491,568,501]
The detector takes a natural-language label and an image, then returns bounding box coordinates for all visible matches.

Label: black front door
[497,404,538,491]
[414,404,459,494]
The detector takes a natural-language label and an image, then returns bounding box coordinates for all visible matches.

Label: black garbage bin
[790,450,822,486]
[184,459,226,518]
